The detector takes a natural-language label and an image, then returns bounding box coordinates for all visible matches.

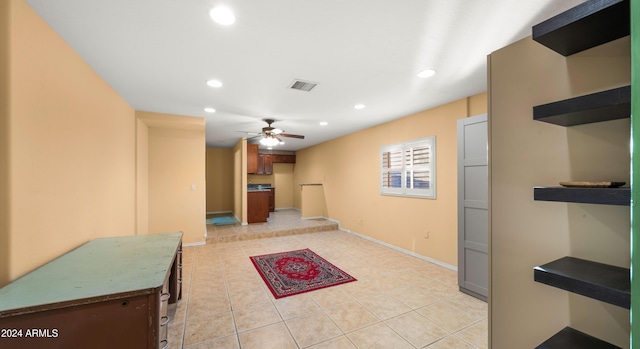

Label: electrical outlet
[424,230,430,239]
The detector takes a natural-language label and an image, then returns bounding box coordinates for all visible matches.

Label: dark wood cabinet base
[248,191,270,223]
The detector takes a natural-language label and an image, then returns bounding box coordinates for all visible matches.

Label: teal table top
[0,232,182,315]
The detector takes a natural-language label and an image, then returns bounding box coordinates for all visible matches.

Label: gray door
[457,114,488,301]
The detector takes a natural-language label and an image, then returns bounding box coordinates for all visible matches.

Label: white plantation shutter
[380,136,436,198]
[381,146,403,195]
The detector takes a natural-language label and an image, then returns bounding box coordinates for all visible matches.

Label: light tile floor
[168,210,488,349]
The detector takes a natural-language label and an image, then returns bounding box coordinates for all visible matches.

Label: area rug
[206,216,237,226]
[250,248,357,299]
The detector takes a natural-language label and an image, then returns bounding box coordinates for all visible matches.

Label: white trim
[183,241,206,247]
[206,210,233,214]
[312,216,457,271]
[275,207,296,211]
[301,216,324,220]
[380,136,436,199]
[342,228,457,271]
[230,212,244,225]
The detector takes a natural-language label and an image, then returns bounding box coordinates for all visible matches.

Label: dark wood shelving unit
[533,187,630,206]
[532,0,629,56]
[533,86,630,126]
[536,327,621,349]
[534,257,630,309]
[529,0,632,347]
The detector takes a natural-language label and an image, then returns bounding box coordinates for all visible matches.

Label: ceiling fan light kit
[241,119,305,147]
[259,135,281,147]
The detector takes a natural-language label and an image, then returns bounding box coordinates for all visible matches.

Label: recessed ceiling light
[354,104,365,110]
[204,107,216,113]
[417,69,437,78]
[210,6,235,25]
[319,121,328,126]
[207,79,223,88]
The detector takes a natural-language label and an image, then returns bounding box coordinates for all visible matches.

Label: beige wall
[273,163,295,208]
[3,0,136,284]
[467,93,487,117]
[206,148,234,212]
[139,112,206,245]
[489,36,630,348]
[136,119,149,235]
[233,139,247,223]
[0,0,10,286]
[294,94,486,267]
[301,185,327,218]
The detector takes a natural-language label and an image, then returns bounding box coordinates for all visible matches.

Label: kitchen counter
[247,184,275,217]
[248,184,274,191]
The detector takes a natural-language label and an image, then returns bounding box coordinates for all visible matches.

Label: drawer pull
[161,292,171,302]
[160,315,170,327]
[160,339,169,349]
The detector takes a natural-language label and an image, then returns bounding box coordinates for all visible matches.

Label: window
[380,136,436,198]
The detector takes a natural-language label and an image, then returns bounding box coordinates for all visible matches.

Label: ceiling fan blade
[235,130,262,135]
[280,133,305,139]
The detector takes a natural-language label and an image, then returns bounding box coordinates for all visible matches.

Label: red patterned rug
[250,248,357,299]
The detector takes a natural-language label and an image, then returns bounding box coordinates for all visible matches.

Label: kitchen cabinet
[247,190,270,223]
[0,232,183,349]
[257,154,273,175]
[252,153,295,175]
[268,188,275,212]
[272,154,296,163]
[247,144,258,174]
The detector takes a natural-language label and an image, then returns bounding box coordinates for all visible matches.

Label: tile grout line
[217,250,243,349]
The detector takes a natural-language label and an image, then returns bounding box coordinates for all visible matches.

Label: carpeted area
[250,248,357,299]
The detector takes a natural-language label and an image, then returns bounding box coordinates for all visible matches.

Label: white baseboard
[343,229,457,271]
[206,210,233,215]
[275,207,296,211]
[301,216,324,220]
[319,217,457,271]
[230,212,245,225]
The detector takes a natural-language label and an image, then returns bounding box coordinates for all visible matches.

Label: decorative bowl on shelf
[559,181,626,188]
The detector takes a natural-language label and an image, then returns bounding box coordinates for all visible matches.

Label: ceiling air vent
[288,79,318,92]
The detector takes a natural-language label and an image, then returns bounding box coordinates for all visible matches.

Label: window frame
[380,136,436,199]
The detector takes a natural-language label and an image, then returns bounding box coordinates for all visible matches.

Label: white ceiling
[25,0,584,151]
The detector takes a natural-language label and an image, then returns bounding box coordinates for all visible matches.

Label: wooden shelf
[533,187,630,206]
[533,86,630,126]
[532,0,630,56]
[536,327,621,349]
[534,257,630,309]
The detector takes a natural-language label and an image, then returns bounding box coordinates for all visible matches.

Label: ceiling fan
[244,119,305,147]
